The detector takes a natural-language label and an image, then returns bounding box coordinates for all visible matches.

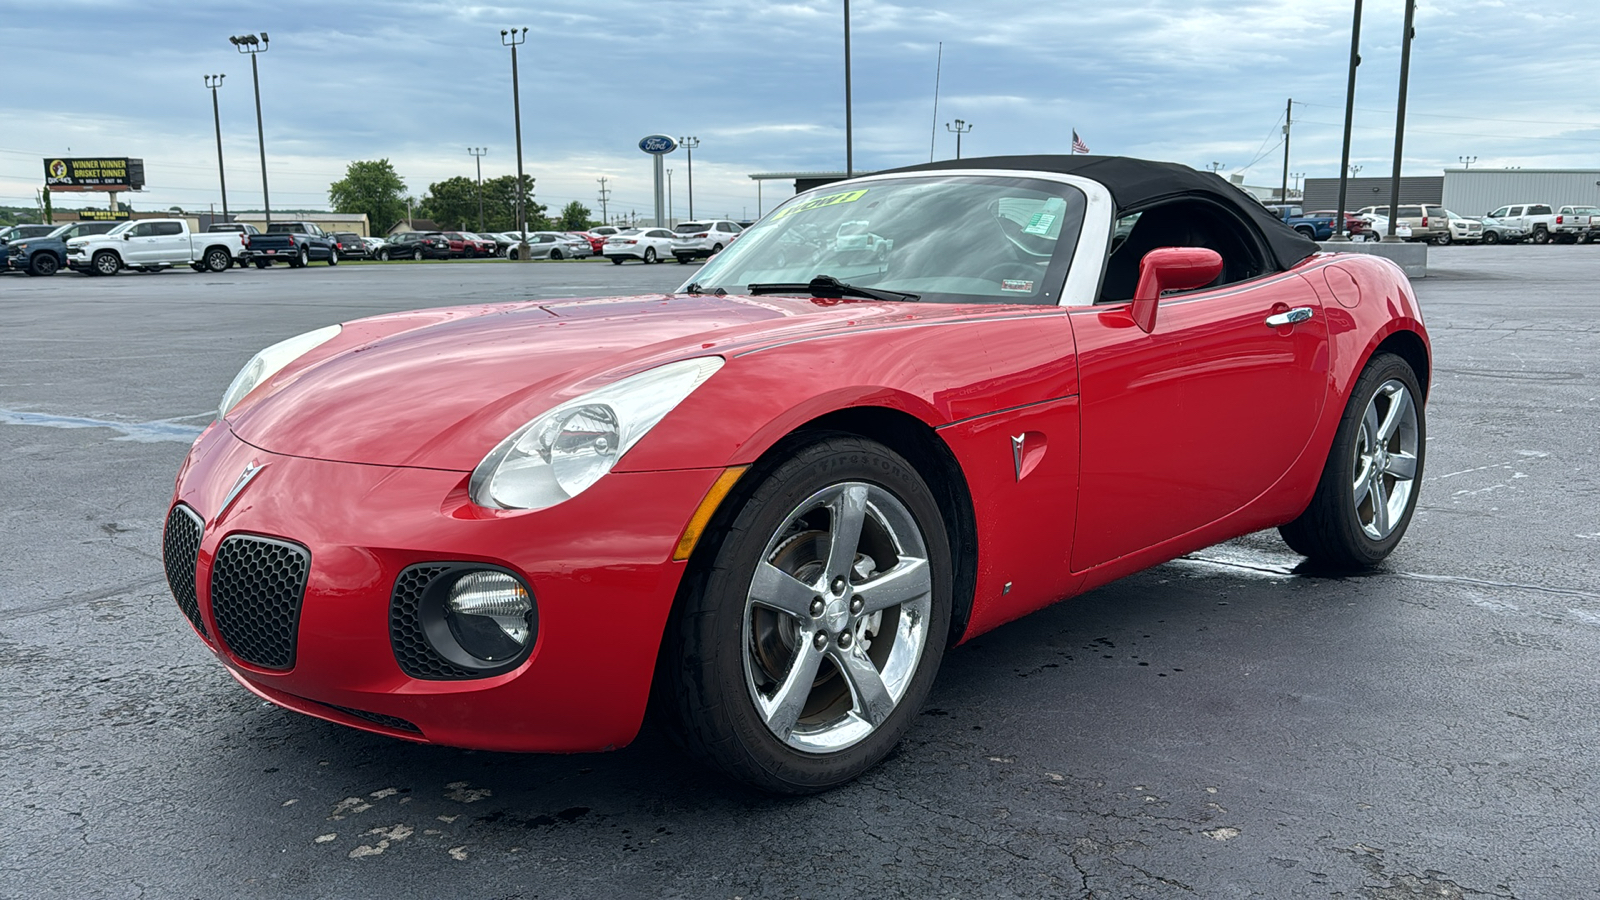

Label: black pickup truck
[244,221,341,268]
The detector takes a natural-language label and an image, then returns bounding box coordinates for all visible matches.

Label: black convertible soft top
[876,154,1319,272]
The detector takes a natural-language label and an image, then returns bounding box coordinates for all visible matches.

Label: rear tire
[412,249,423,261]
[205,248,231,273]
[1280,352,1425,571]
[327,248,339,266]
[664,435,952,794]
[644,247,657,263]
[1532,227,1550,244]
[1434,232,1452,246]
[611,256,624,265]
[676,254,692,264]
[378,249,390,261]
[551,249,563,261]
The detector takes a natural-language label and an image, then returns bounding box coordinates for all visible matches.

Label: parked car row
[1262,201,1600,246]
[596,220,746,265]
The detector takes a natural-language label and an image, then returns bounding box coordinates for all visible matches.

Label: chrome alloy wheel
[742,482,932,753]
[1352,379,1420,540]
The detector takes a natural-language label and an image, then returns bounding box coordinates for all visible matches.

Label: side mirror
[1130,247,1225,334]
[123,232,132,240]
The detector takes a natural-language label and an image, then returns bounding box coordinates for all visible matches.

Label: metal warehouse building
[1441,169,1600,217]
[1302,176,1443,211]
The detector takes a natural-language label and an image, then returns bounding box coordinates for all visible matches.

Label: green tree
[417,176,481,230]
[556,200,592,231]
[328,159,407,234]
[481,174,547,233]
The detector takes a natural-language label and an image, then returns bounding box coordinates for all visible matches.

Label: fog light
[447,571,532,662]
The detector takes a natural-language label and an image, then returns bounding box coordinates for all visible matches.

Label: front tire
[1280,352,1425,570]
[665,436,952,793]
[1482,231,1501,245]
[92,251,121,276]
[30,254,60,276]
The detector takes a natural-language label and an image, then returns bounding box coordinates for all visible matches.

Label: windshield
[47,224,75,238]
[682,175,1087,305]
[105,221,135,236]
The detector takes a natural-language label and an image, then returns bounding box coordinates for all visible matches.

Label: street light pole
[229,33,271,224]
[1383,0,1417,242]
[844,0,853,178]
[501,27,530,261]
[679,136,699,220]
[204,74,229,220]
[1332,0,1364,241]
[666,169,673,225]
[468,147,487,232]
[945,119,972,159]
[1459,155,1477,169]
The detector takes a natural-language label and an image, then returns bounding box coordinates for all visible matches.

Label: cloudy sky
[3,0,1598,221]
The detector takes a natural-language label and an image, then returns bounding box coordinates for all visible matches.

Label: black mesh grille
[162,505,207,637]
[390,565,484,680]
[324,703,422,734]
[211,536,310,670]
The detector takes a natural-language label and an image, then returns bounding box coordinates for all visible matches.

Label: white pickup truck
[1554,205,1600,244]
[66,218,246,276]
[1483,204,1559,244]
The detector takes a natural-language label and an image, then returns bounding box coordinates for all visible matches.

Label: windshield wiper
[682,282,726,296]
[746,274,920,303]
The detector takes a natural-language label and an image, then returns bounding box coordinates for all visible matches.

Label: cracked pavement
[2,250,1597,898]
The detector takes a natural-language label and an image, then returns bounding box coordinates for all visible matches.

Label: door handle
[1265,307,1314,328]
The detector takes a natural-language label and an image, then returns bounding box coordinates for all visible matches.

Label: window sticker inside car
[770,189,869,221]
[1001,279,1035,292]
[1023,212,1056,235]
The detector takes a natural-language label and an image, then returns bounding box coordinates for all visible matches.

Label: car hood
[227,293,986,470]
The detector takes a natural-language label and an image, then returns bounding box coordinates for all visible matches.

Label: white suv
[671,219,742,263]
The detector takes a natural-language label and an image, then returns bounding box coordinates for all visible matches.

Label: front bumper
[166,423,721,752]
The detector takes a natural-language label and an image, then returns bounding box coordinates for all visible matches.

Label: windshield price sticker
[770,189,869,222]
[1001,279,1035,292]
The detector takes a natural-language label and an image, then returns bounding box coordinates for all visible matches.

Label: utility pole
[205,74,229,219]
[228,32,271,224]
[945,119,972,159]
[1280,97,1293,203]
[1333,0,1364,241]
[596,176,611,225]
[843,0,854,177]
[665,169,673,225]
[468,147,487,231]
[1383,0,1418,242]
[679,136,699,219]
[501,27,530,261]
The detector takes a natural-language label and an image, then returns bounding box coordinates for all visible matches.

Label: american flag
[1071,130,1090,154]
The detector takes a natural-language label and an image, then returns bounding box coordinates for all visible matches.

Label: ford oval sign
[639,134,678,155]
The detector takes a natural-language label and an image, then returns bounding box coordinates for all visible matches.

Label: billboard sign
[79,209,132,221]
[44,157,145,192]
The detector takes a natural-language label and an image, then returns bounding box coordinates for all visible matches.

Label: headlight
[218,323,342,419]
[12,243,27,251]
[469,356,724,511]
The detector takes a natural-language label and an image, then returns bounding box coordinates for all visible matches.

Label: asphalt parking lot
[3,248,1598,899]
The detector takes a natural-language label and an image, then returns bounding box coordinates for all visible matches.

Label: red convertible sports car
[164,156,1428,793]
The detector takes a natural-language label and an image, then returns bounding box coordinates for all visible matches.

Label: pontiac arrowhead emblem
[217,459,267,522]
